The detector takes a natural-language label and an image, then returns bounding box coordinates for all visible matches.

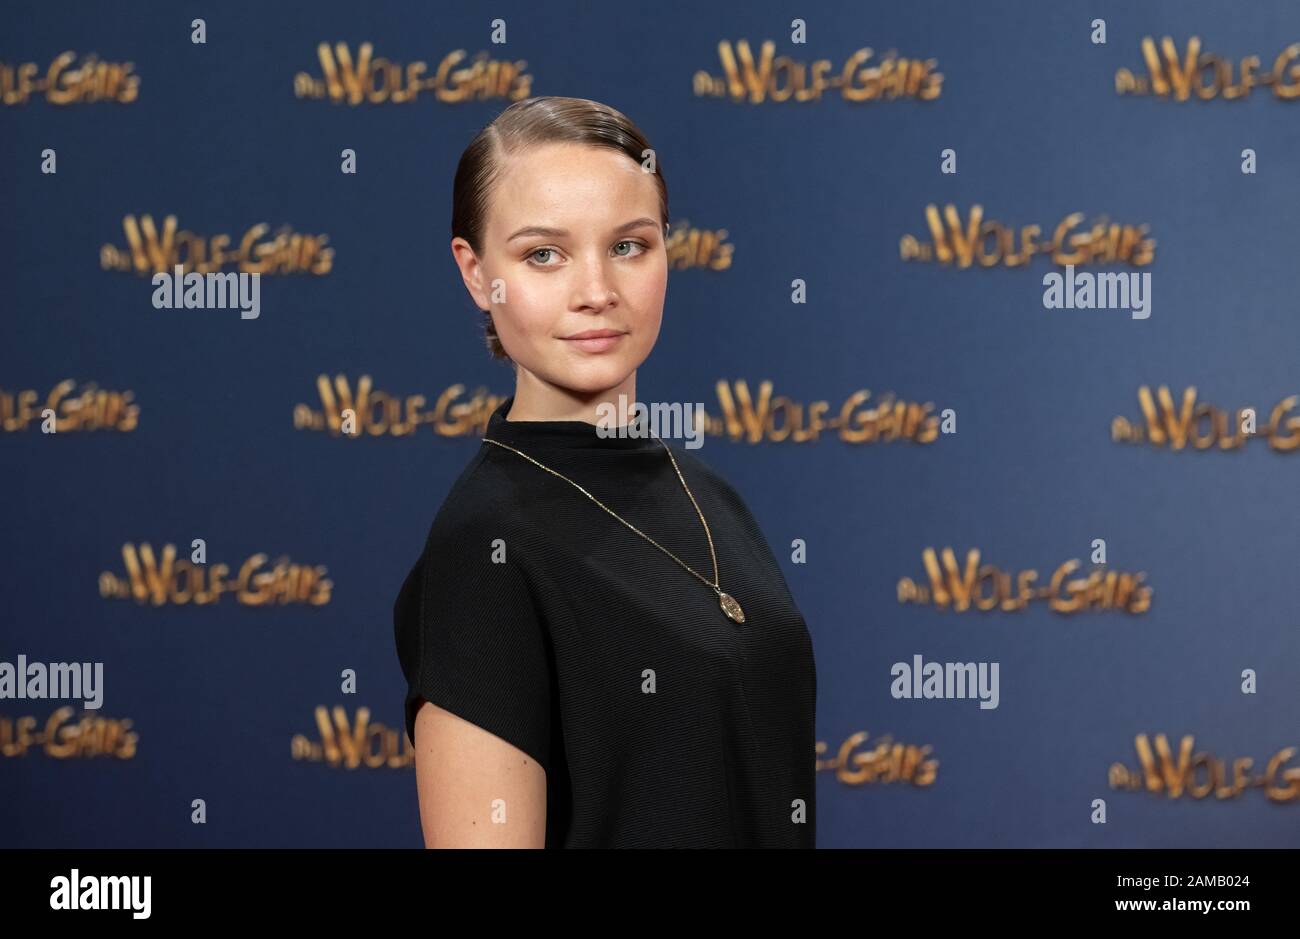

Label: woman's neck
[506,370,638,427]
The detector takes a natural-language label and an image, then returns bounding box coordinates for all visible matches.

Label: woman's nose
[572,256,618,309]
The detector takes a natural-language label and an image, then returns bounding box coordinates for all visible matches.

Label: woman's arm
[413,699,548,848]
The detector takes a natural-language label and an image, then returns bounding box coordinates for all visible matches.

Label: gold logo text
[294,42,531,104]
[1113,385,1300,451]
[898,547,1152,614]
[1,52,138,105]
[817,731,937,786]
[1117,36,1300,101]
[291,706,413,768]
[694,39,941,103]
[0,707,138,759]
[99,543,332,606]
[1110,734,1300,801]
[1,381,138,432]
[101,214,333,275]
[901,204,1155,268]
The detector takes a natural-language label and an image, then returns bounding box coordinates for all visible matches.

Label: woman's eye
[528,241,646,267]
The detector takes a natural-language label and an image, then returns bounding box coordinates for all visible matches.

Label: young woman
[393,96,817,848]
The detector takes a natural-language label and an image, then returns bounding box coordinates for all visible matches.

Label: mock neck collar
[483,394,665,451]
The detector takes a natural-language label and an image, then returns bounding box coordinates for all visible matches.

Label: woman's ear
[450,237,490,311]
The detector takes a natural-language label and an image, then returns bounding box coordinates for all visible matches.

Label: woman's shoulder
[393,444,535,640]
[663,443,778,559]
[415,444,536,553]
[662,443,751,512]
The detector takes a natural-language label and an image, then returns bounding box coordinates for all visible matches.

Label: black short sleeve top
[393,394,817,847]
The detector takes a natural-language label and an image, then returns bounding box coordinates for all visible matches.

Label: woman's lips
[562,333,626,353]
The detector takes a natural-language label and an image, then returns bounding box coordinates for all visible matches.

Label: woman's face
[454,142,667,396]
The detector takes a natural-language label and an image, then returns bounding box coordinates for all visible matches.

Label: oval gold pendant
[719,591,745,623]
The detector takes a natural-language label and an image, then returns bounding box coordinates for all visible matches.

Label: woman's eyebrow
[507,217,660,242]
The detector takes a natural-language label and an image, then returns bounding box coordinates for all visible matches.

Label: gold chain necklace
[480,435,747,624]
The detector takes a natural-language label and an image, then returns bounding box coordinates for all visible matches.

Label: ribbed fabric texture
[393,394,817,848]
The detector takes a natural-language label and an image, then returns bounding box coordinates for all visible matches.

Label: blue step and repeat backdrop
[3,1,1298,848]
